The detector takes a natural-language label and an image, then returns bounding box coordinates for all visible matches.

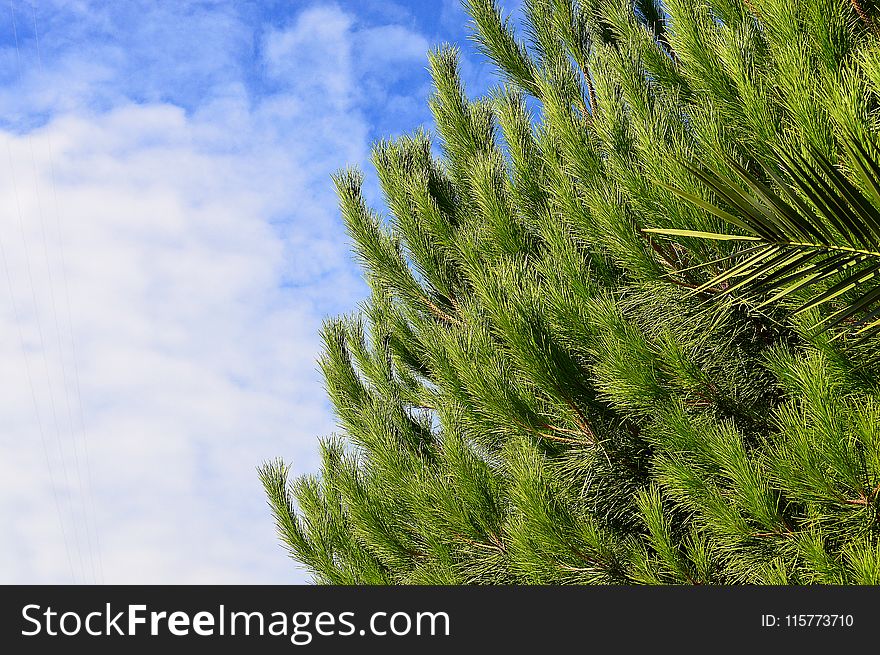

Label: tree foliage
[646,133,880,346]
[261,0,880,584]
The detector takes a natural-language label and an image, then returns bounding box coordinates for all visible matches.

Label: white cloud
[0,2,431,584]
[0,100,336,584]
[264,6,355,107]
[356,24,430,65]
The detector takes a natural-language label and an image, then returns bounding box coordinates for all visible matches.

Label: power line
[29,0,105,584]
[7,0,96,584]
[4,136,81,583]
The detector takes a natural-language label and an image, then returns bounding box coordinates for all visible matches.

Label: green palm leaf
[644,133,880,347]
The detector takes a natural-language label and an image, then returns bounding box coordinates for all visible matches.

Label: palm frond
[644,133,880,347]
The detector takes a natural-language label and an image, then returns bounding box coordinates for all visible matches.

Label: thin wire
[22,113,98,584]
[8,1,90,583]
[4,138,79,583]
[29,1,104,583]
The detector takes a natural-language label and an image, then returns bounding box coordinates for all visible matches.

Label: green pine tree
[260,0,880,585]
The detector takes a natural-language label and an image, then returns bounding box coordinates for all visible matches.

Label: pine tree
[260,0,880,584]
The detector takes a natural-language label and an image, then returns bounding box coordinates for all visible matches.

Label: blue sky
[0,0,518,584]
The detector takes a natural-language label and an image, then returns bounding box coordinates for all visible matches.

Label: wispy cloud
[0,1,434,584]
